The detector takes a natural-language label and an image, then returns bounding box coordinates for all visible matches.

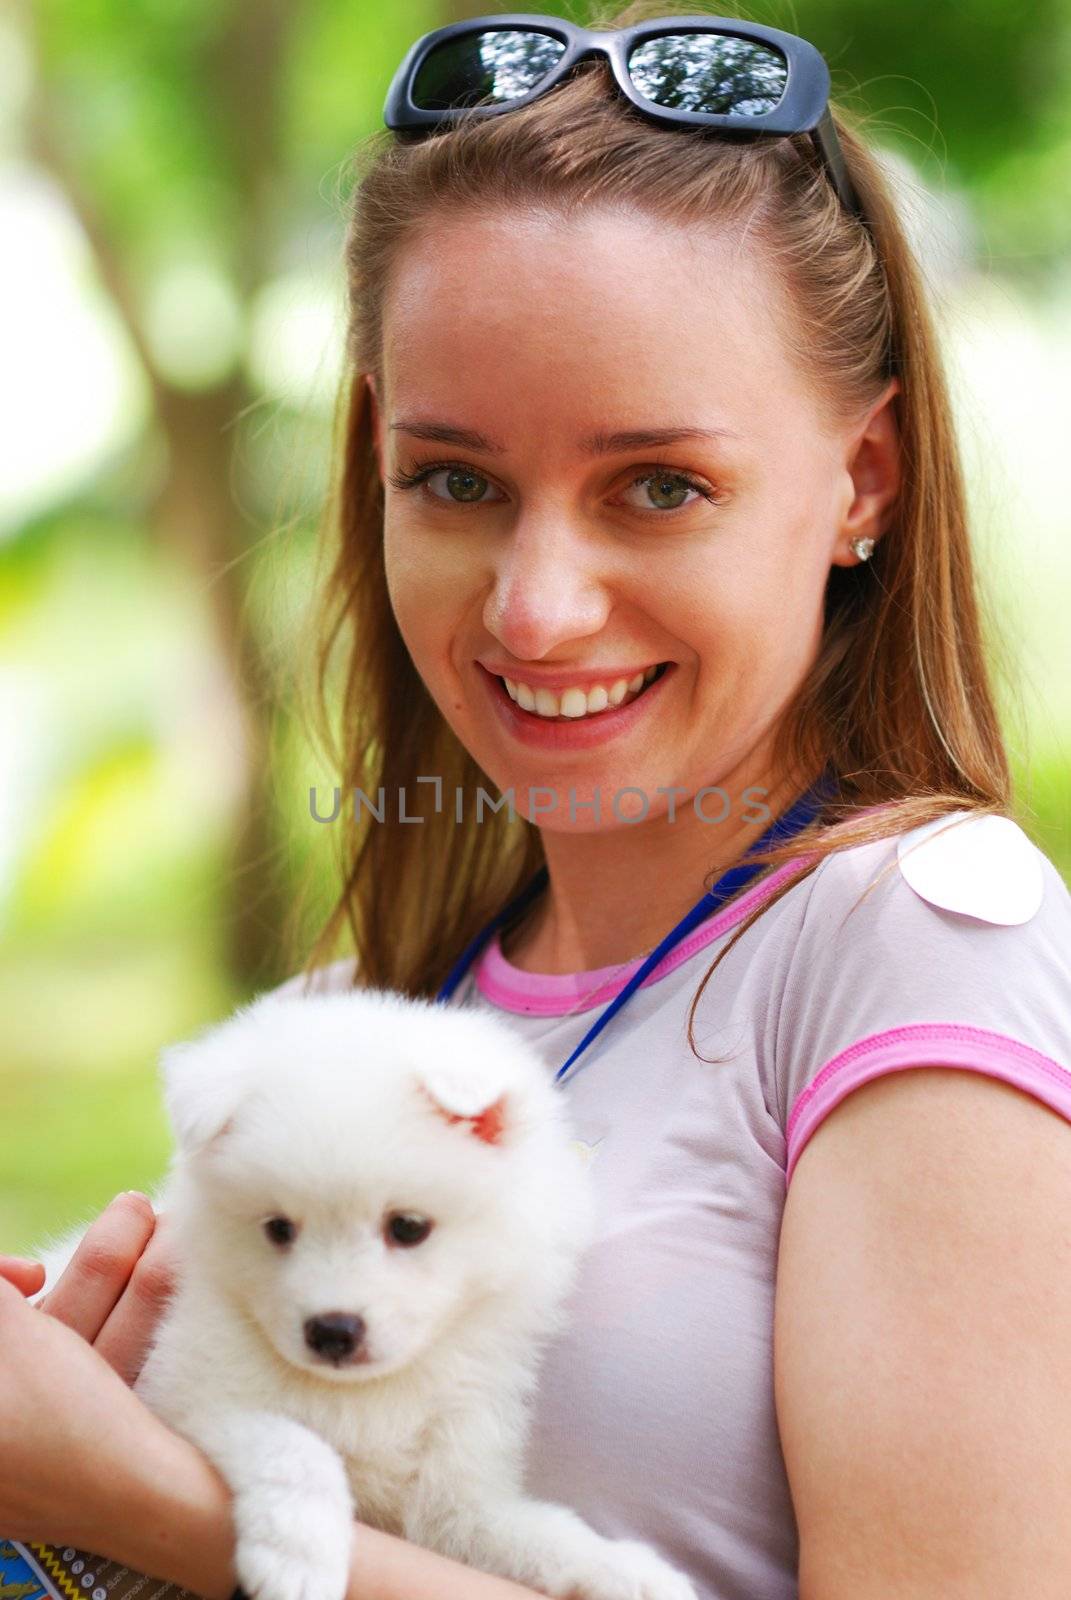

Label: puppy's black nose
[304,1311,366,1364]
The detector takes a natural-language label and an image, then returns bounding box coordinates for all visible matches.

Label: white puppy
[36,989,697,1600]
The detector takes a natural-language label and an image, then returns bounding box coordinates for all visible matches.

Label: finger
[0,1271,33,1320]
[39,1192,157,1342]
[94,1214,178,1386]
[0,1255,47,1296]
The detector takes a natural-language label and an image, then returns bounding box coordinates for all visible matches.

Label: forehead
[380,204,817,433]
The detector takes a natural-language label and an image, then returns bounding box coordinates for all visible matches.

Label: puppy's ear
[417,1059,512,1147]
[160,1035,251,1156]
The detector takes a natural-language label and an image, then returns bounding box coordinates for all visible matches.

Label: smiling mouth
[495,662,670,721]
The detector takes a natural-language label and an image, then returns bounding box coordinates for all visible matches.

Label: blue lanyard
[436,776,832,1085]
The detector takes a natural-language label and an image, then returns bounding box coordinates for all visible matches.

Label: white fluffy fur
[36,989,697,1600]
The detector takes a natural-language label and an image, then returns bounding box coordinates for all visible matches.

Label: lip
[476,660,673,750]
[477,659,666,694]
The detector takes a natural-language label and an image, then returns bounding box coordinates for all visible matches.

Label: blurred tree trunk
[26,0,296,993]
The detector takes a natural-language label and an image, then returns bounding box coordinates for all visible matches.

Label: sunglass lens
[628,34,788,116]
[412,29,567,111]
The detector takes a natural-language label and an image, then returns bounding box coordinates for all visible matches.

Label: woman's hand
[34,1191,178,1385]
[0,1194,178,1547]
[0,1267,191,1548]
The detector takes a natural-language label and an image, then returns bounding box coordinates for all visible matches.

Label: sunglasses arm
[812,106,867,226]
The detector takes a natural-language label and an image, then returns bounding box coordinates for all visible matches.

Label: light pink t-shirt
[292,819,1071,1600]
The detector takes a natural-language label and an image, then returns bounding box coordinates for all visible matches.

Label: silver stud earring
[850,536,875,562]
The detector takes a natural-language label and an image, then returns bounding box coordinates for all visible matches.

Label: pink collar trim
[474,854,812,1016]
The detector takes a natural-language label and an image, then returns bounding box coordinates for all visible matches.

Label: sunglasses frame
[383,12,864,223]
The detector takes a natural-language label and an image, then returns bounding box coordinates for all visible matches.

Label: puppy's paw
[190,1410,355,1600]
[560,1538,699,1600]
[233,1485,353,1600]
[235,1527,350,1600]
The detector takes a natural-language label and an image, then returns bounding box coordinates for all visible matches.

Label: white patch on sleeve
[896,811,1045,925]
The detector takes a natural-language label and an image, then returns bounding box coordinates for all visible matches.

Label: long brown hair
[298,0,1015,1037]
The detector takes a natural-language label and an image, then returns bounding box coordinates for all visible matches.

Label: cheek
[653,533,826,697]
[689,488,832,631]
[383,519,467,673]
[654,563,781,665]
[382,518,427,623]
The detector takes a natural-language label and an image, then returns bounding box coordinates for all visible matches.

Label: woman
[4,6,1071,1598]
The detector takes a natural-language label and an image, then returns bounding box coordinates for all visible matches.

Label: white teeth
[500,665,664,720]
[559,688,588,719]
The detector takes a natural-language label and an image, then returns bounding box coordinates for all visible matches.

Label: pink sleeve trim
[785,1023,1071,1186]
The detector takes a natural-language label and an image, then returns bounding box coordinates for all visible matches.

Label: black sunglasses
[383,12,864,224]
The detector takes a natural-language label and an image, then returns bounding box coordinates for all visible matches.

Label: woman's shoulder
[773,808,1071,1171]
[803,806,1069,929]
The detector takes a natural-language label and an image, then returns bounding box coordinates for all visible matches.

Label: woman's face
[371,205,896,828]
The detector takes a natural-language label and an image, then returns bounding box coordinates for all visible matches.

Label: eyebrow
[388,420,740,455]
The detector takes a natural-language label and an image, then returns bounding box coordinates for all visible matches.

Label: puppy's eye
[386,1211,433,1248]
[263,1215,298,1247]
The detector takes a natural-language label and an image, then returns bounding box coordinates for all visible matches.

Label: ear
[160,1034,251,1157]
[829,378,901,568]
[416,1059,513,1148]
[365,370,383,481]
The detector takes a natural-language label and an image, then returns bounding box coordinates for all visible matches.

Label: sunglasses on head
[383,12,865,226]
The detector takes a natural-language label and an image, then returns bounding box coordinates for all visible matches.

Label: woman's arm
[776,1065,1071,1599]
[132,1449,555,1600]
[348,1527,554,1600]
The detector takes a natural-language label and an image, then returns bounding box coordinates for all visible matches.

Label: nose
[304,1311,366,1365]
[483,518,610,662]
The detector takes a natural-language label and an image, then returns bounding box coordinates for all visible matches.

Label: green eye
[441,467,490,502]
[387,461,506,504]
[626,470,714,512]
[647,473,690,509]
